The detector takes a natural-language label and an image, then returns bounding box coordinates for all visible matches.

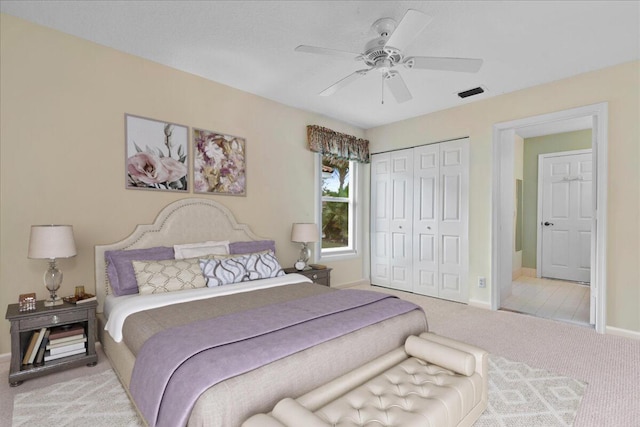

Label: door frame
[491,102,608,333]
[536,149,592,282]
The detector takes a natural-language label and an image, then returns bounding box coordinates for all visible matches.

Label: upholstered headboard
[94,198,267,313]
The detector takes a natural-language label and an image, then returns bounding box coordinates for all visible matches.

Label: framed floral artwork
[125,114,189,192]
[193,128,246,196]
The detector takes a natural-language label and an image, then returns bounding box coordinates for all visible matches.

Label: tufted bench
[243,332,488,427]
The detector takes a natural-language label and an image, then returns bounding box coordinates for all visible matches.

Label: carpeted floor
[10,354,586,427]
[2,285,638,426]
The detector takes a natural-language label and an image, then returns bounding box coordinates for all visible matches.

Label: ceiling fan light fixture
[371,17,397,38]
[294,8,483,103]
[403,57,415,69]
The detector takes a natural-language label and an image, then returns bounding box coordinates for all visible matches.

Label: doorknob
[543,221,554,226]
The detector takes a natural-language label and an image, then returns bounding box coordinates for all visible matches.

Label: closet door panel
[370,154,391,285]
[413,144,439,297]
[438,140,469,303]
[389,150,413,291]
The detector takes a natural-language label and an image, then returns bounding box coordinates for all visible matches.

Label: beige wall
[0,15,366,354]
[366,60,640,334]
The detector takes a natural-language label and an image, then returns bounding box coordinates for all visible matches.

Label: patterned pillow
[132,258,207,295]
[199,256,249,287]
[244,250,285,280]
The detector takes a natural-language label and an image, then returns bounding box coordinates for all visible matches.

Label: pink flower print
[160,157,187,182]
[127,152,169,185]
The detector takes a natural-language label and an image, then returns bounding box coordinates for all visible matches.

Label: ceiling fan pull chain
[381,74,385,104]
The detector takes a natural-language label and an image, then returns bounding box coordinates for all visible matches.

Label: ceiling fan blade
[406,56,483,73]
[295,45,361,60]
[385,71,412,103]
[384,9,432,55]
[319,69,369,96]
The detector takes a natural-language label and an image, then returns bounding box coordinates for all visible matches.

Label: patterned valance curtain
[307,125,370,163]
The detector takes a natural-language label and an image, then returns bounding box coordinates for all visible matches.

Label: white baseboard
[334,278,370,289]
[468,298,491,310]
[512,268,522,280]
[606,326,640,340]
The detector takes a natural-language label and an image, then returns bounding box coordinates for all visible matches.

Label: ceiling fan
[295,9,483,103]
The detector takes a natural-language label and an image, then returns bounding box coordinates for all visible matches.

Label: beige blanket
[122,283,333,355]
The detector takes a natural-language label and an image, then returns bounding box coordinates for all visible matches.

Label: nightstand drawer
[283,267,332,287]
[19,309,87,330]
[307,270,329,285]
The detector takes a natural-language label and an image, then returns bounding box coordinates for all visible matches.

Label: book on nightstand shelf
[29,327,47,364]
[47,335,86,349]
[22,331,39,365]
[48,334,86,347]
[34,329,50,366]
[48,341,86,356]
[44,347,86,362]
[48,323,84,341]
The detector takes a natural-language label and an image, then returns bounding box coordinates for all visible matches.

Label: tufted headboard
[94,198,267,313]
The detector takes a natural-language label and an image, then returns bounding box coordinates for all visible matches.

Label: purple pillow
[105,247,174,296]
[229,240,276,255]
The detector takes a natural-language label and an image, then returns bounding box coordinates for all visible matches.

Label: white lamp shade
[291,223,319,243]
[28,225,77,259]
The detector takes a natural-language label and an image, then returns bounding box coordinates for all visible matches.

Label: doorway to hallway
[501,276,590,325]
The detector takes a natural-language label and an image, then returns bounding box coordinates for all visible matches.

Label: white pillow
[173,240,229,259]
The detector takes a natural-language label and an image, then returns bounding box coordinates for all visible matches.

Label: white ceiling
[2,1,639,129]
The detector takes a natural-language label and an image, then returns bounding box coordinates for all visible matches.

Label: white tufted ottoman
[243,332,488,427]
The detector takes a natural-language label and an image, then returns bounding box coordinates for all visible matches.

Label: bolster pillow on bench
[404,335,476,376]
[272,398,328,427]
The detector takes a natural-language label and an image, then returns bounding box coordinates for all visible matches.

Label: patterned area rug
[12,370,142,427]
[12,355,586,426]
[477,356,587,426]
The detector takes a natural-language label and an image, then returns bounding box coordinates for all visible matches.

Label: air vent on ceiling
[458,86,485,99]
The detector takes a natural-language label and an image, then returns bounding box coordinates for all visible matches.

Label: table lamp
[28,225,77,306]
[291,223,319,271]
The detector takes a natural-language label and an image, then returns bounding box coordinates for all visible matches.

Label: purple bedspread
[129,289,422,427]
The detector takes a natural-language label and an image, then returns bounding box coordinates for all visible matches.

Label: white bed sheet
[104,273,311,343]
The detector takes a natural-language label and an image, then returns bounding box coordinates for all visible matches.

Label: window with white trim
[320,155,357,257]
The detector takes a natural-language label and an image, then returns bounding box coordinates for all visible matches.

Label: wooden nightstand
[284,267,332,287]
[5,300,98,386]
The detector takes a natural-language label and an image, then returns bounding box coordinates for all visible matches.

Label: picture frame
[125,114,189,192]
[193,128,246,196]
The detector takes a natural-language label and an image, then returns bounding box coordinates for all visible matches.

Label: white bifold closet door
[370,138,469,303]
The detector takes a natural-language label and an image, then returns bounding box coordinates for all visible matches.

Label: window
[319,155,357,257]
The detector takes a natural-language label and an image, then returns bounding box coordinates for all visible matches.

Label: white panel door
[540,151,592,282]
[370,153,391,285]
[438,140,469,303]
[389,150,413,291]
[413,144,439,297]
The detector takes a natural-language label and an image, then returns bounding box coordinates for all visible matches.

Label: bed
[95,198,428,427]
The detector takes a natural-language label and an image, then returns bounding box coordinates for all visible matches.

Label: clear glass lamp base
[44,260,64,306]
[44,297,63,307]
